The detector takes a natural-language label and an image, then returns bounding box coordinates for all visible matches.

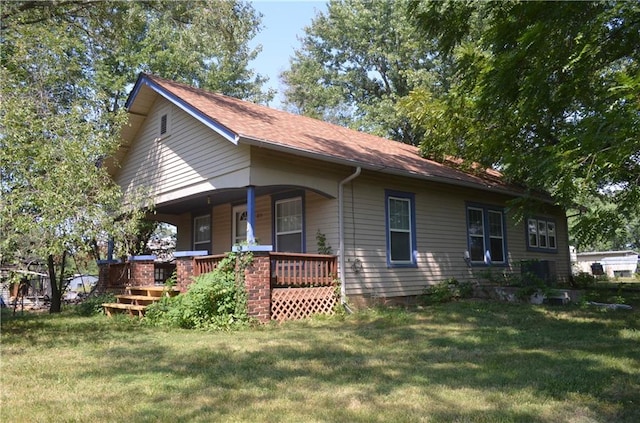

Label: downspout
[338,167,361,307]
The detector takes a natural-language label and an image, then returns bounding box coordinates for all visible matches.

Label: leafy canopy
[404,1,639,247]
[281,0,450,145]
[1,1,269,311]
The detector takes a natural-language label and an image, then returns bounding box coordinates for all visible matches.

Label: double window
[527,217,557,251]
[466,204,506,265]
[274,196,303,252]
[385,190,417,267]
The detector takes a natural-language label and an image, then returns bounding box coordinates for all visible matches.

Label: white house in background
[68,274,99,291]
[574,250,639,278]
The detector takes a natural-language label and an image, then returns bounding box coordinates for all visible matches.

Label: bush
[420,278,474,304]
[145,254,250,330]
[572,272,597,289]
[73,293,116,316]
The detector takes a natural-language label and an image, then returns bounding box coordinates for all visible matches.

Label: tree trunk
[47,252,66,313]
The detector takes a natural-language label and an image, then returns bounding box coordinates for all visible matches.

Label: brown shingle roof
[133,74,528,196]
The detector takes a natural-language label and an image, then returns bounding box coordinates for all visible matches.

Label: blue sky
[249,1,327,107]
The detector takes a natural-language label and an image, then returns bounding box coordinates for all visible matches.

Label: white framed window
[527,217,557,251]
[275,197,303,252]
[232,205,247,246]
[193,214,211,253]
[385,191,416,266]
[466,204,506,265]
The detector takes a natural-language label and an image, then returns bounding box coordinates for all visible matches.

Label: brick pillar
[97,262,110,293]
[243,251,271,323]
[129,257,155,286]
[174,256,194,293]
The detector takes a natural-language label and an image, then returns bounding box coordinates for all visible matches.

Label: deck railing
[269,252,337,288]
[193,254,227,276]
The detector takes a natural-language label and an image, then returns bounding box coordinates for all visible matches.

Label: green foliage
[406,1,640,246]
[145,253,250,330]
[73,293,116,317]
[572,272,598,290]
[315,230,333,255]
[420,278,473,304]
[281,0,446,145]
[1,1,269,312]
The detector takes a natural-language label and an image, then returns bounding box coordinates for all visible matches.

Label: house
[573,250,638,278]
[103,73,571,317]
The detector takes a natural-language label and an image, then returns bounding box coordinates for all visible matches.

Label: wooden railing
[194,254,227,276]
[270,252,337,288]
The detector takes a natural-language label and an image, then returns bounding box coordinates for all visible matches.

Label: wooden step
[102,302,147,318]
[125,285,180,298]
[115,294,162,305]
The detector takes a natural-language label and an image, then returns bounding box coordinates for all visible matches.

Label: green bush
[420,278,474,304]
[73,293,116,316]
[145,254,249,330]
[572,272,596,289]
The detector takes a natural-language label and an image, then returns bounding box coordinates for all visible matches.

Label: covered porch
[98,250,338,322]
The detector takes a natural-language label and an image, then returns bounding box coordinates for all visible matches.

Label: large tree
[281,0,448,145]
[1,1,269,312]
[404,1,639,248]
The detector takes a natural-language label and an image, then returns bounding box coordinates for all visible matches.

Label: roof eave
[238,135,551,202]
[126,74,239,144]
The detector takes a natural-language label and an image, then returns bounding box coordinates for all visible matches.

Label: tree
[404,1,640,248]
[1,1,269,312]
[281,0,448,145]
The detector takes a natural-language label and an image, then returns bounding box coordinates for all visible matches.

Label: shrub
[73,293,116,316]
[572,272,596,289]
[145,253,250,330]
[420,278,474,304]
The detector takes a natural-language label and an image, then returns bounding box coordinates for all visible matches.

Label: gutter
[338,167,361,306]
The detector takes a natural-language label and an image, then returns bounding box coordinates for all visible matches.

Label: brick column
[243,251,271,323]
[174,256,194,293]
[129,256,155,286]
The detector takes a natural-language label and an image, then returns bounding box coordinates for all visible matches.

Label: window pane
[194,216,210,243]
[389,198,410,230]
[528,219,538,247]
[277,233,302,253]
[467,208,484,236]
[488,211,503,237]
[390,231,410,261]
[276,198,302,233]
[469,236,484,261]
[547,222,556,248]
[538,221,547,247]
[490,237,505,262]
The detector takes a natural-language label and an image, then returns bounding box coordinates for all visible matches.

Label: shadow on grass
[3,301,638,422]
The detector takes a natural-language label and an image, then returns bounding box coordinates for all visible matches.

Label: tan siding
[116,98,251,205]
[340,171,571,299]
[305,191,338,254]
[212,204,230,254]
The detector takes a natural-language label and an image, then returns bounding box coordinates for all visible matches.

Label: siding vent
[160,114,168,135]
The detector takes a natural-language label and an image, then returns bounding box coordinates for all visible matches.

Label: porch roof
[119,73,550,201]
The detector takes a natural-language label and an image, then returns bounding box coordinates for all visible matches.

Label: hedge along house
[103,73,571,319]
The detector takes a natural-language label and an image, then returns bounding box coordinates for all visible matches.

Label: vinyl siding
[340,171,571,298]
[116,97,251,205]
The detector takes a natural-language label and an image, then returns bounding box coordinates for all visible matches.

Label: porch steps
[102,285,180,318]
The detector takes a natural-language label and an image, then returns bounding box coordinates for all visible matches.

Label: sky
[249,1,327,108]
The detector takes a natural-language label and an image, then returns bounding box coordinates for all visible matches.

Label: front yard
[2,298,639,422]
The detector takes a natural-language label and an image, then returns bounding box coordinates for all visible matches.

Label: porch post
[246,185,256,245]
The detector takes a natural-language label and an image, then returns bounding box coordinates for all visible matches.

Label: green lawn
[2,299,639,423]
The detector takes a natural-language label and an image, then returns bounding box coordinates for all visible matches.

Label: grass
[2,299,639,423]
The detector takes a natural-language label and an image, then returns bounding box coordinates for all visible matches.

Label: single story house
[574,250,638,278]
[105,73,571,311]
